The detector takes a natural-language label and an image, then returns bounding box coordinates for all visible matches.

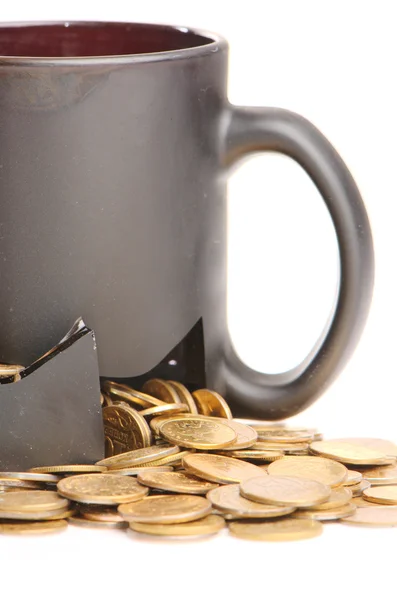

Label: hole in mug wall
[227,152,339,375]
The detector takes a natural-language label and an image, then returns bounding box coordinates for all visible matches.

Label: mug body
[0,22,229,390]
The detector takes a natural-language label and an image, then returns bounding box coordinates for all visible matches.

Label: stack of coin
[1,378,396,538]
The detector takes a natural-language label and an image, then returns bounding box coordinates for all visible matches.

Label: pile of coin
[1,378,397,540]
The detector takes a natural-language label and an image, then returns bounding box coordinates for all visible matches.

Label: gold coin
[100,392,113,407]
[118,494,212,523]
[0,478,42,489]
[159,417,236,450]
[228,518,322,541]
[191,389,233,419]
[352,496,375,508]
[183,453,264,484]
[218,449,283,462]
[207,484,295,518]
[138,451,192,468]
[141,379,181,404]
[0,506,72,520]
[151,415,257,450]
[310,440,393,466]
[295,502,356,521]
[167,381,198,414]
[216,421,257,450]
[29,465,106,474]
[346,479,371,497]
[96,444,180,469]
[149,414,213,435]
[108,466,174,476]
[57,474,149,505]
[333,437,397,458]
[306,486,353,510]
[343,470,363,486]
[240,475,331,507]
[129,514,225,537]
[342,506,397,527]
[102,380,165,409]
[363,485,397,505]
[252,426,316,443]
[139,404,188,418]
[267,456,347,487]
[0,471,60,483]
[68,516,127,529]
[252,441,309,453]
[357,464,397,485]
[247,421,286,428]
[103,404,152,457]
[137,471,218,495]
[0,520,68,535]
[0,490,68,512]
[150,416,174,435]
[79,506,125,523]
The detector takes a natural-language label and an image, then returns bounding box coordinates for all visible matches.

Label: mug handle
[221,106,374,419]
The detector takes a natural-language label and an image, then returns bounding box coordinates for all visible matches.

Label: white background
[0,1,395,598]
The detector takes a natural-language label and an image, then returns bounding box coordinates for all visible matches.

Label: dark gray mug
[0,21,374,419]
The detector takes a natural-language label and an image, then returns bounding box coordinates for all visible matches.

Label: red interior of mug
[0,22,213,58]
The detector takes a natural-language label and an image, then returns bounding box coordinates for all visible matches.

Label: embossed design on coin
[57,474,148,505]
[103,404,152,456]
[268,456,347,487]
[229,518,323,541]
[137,471,218,495]
[183,453,264,484]
[129,514,225,537]
[310,441,394,466]
[118,494,212,523]
[192,389,233,419]
[240,475,331,507]
[159,418,237,450]
[207,484,294,518]
[96,444,179,469]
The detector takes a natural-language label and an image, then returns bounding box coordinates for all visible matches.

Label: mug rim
[0,20,228,66]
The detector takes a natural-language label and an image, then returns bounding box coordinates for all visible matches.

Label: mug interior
[0,22,214,58]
